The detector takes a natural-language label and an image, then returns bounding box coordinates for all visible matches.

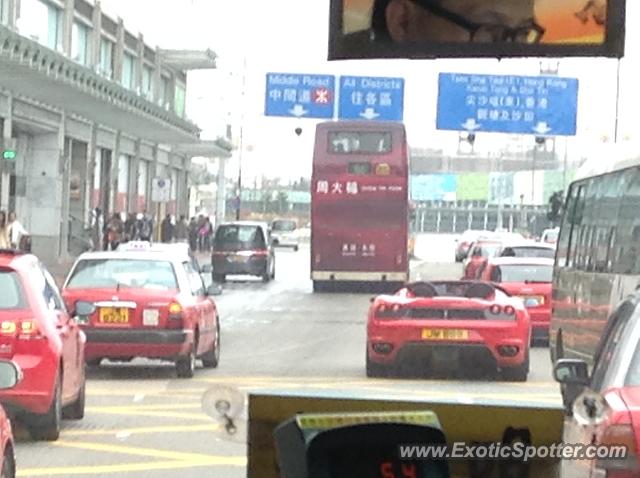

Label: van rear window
[328,132,391,154]
[0,271,26,309]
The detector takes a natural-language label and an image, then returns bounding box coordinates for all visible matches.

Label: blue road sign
[437,73,579,136]
[339,76,404,121]
[265,73,335,119]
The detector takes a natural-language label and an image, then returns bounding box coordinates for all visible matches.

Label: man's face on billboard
[384,0,538,43]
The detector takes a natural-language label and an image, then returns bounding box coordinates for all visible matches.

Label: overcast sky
[99,0,639,182]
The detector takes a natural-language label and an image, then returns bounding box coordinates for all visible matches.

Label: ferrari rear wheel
[501,350,529,382]
[366,353,390,378]
[62,363,85,420]
[176,343,196,378]
[1,447,15,478]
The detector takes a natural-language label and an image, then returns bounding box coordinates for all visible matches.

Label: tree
[547,190,564,225]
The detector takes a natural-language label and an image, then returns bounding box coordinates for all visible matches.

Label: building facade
[0,0,227,263]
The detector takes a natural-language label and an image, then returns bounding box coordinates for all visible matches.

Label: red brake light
[489,305,502,315]
[0,322,16,336]
[504,306,515,316]
[252,250,268,257]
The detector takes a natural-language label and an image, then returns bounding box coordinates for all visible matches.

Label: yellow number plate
[99,308,129,324]
[422,329,469,340]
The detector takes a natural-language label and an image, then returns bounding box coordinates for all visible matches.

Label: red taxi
[555,297,640,477]
[462,240,502,279]
[0,360,22,478]
[0,250,86,441]
[367,281,531,381]
[479,257,553,344]
[62,246,221,378]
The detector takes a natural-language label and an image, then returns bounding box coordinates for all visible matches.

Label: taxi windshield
[66,259,178,290]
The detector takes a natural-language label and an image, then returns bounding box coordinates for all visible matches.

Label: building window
[0,0,9,25]
[121,53,135,89]
[99,38,114,78]
[159,76,170,108]
[17,0,62,50]
[71,22,90,65]
[142,65,153,99]
[174,84,186,118]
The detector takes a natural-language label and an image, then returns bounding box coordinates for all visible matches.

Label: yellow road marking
[17,458,246,476]
[63,423,220,437]
[87,403,200,412]
[51,440,241,463]
[86,408,211,422]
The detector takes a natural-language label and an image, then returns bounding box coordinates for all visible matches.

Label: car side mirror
[207,283,222,296]
[201,264,213,274]
[0,360,22,390]
[75,301,96,317]
[554,359,589,386]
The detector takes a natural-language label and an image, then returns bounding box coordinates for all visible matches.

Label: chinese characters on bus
[316,180,403,195]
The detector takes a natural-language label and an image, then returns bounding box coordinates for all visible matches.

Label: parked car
[211,221,276,283]
[540,227,560,245]
[480,257,554,344]
[0,360,21,478]
[62,246,221,378]
[554,297,640,477]
[455,230,494,262]
[0,250,86,441]
[367,281,530,381]
[271,219,299,251]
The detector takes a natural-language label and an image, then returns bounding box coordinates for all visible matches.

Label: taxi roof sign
[117,241,152,252]
[296,410,441,431]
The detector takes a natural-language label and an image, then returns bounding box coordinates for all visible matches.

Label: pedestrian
[124,213,136,243]
[7,212,28,250]
[204,217,213,251]
[175,215,189,243]
[160,214,175,243]
[138,212,153,242]
[0,212,9,249]
[188,217,198,251]
[91,207,104,251]
[106,213,124,250]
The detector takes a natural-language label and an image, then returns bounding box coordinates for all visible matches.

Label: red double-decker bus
[311,121,410,292]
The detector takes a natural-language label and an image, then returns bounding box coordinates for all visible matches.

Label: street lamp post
[235,57,247,221]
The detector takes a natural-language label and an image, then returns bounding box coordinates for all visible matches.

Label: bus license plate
[99,308,129,324]
[422,329,468,340]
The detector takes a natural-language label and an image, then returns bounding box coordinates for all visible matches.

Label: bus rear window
[328,132,391,154]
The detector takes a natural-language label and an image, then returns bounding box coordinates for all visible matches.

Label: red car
[479,257,554,344]
[366,281,531,381]
[0,250,86,441]
[555,296,640,477]
[62,247,221,378]
[0,360,21,478]
[462,240,502,279]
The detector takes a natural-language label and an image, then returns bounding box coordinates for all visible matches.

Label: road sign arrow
[461,118,481,131]
[289,104,309,118]
[533,122,552,135]
[359,108,380,120]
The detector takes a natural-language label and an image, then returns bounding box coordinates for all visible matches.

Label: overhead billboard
[329,0,625,60]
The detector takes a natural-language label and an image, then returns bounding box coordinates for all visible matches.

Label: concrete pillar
[128,140,140,214]
[153,47,162,105]
[1,104,12,212]
[7,0,18,29]
[109,131,120,215]
[90,1,102,69]
[136,34,144,93]
[216,157,226,225]
[86,123,97,223]
[114,18,124,83]
[22,133,64,263]
[59,131,72,259]
[62,0,74,57]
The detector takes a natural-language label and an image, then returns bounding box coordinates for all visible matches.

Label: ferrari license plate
[422,329,468,340]
[99,307,129,324]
